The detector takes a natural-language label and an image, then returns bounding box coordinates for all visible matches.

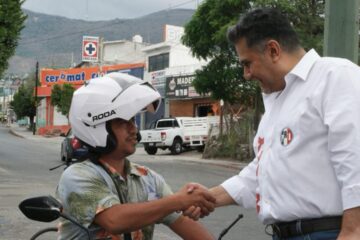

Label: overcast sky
[22,0,203,21]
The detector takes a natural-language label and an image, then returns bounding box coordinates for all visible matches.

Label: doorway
[195,104,212,117]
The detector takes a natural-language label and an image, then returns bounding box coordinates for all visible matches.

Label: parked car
[60,129,88,162]
[139,116,219,155]
[140,118,186,155]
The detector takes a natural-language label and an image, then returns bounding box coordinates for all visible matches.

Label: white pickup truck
[140,116,220,155]
[182,116,220,148]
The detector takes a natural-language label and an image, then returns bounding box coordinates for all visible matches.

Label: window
[157,120,174,128]
[148,53,169,72]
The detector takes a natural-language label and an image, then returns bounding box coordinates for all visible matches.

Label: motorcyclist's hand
[183,205,201,220]
[186,182,215,216]
[177,183,216,218]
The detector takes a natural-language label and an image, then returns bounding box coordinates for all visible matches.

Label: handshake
[174,183,217,221]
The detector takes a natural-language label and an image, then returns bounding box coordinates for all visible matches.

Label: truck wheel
[145,146,157,155]
[170,139,182,155]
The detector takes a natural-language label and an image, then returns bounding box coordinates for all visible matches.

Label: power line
[20,20,125,45]
[168,0,197,9]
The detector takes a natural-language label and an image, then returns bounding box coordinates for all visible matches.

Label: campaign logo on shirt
[280,127,293,146]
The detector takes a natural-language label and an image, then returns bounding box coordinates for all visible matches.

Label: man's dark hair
[227,8,300,52]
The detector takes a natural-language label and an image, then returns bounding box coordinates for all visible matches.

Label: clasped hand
[177,183,215,221]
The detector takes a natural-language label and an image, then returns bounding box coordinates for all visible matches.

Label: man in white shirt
[192,7,360,240]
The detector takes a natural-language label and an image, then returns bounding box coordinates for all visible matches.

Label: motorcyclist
[56,72,215,240]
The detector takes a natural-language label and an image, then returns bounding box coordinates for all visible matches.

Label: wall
[37,98,47,127]
[169,98,215,117]
[169,45,207,67]
[53,108,68,125]
[103,41,147,64]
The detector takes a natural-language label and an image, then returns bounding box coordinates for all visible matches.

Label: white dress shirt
[222,49,360,224]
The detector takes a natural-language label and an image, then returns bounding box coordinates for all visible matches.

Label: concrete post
[324,0,359,63]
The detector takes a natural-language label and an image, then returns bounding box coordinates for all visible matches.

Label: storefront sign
[82,36,99,62]
[150,70,166,96]
[40,63,144,86]
[165,75,202,99]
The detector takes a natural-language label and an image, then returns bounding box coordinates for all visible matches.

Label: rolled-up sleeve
[323,64,360,210]
[221,159,257,209]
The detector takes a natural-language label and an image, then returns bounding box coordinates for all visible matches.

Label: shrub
[203,112,255,161]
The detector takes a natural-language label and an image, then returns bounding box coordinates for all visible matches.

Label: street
[0,125,267,240]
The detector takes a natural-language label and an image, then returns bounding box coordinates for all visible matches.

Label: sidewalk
[8,124,246,171]
[134,147,247,171]
[8,124,63,144]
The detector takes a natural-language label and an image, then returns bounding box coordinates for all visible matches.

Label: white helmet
[69,72,161,152]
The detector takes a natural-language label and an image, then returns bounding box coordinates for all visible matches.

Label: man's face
[235,38,279,94]
[111,118,138,156]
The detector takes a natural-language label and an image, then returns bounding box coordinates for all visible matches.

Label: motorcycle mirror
[19,196,62,222]
[218,214,243,240]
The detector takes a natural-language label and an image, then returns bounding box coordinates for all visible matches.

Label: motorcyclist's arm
[94,185,215,234]
[337,207,360,239]
[168,215,214,240]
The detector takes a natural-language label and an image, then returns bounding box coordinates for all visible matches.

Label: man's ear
[266,40,281,62]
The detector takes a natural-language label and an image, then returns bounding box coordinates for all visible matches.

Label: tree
[11,79,36,129]
[254,0,325,53]
[183,0,325,118]
[183,0,257,106]
[51,84,75,120]
[0,0,27,77]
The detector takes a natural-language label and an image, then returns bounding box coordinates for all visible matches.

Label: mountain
[8,9,195,75]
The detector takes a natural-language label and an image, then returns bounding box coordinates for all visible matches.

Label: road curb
[180,158,244,171]
[9,129,24,138]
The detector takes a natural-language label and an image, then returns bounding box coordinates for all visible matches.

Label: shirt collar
[99,158,142,178]
[285,49,320,82]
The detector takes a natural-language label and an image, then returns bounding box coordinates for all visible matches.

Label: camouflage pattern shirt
[56,159,180,240]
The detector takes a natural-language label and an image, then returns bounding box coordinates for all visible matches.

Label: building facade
[141,25,220,129]
[35,25,220,134]
[36,63,145,135]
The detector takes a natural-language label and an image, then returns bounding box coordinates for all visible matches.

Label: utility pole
[324,0,359,63]
[70,52,74,67]
[219,99,224,137]
[1,86,4,121]
[33,62,39,135]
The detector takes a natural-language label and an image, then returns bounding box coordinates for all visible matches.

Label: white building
[101,35,149,65]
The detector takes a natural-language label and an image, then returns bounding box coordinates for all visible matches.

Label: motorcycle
[19,137,243,239]
[19,195,243,240]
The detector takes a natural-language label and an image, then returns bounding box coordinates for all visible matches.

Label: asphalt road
[0,125,268,240]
